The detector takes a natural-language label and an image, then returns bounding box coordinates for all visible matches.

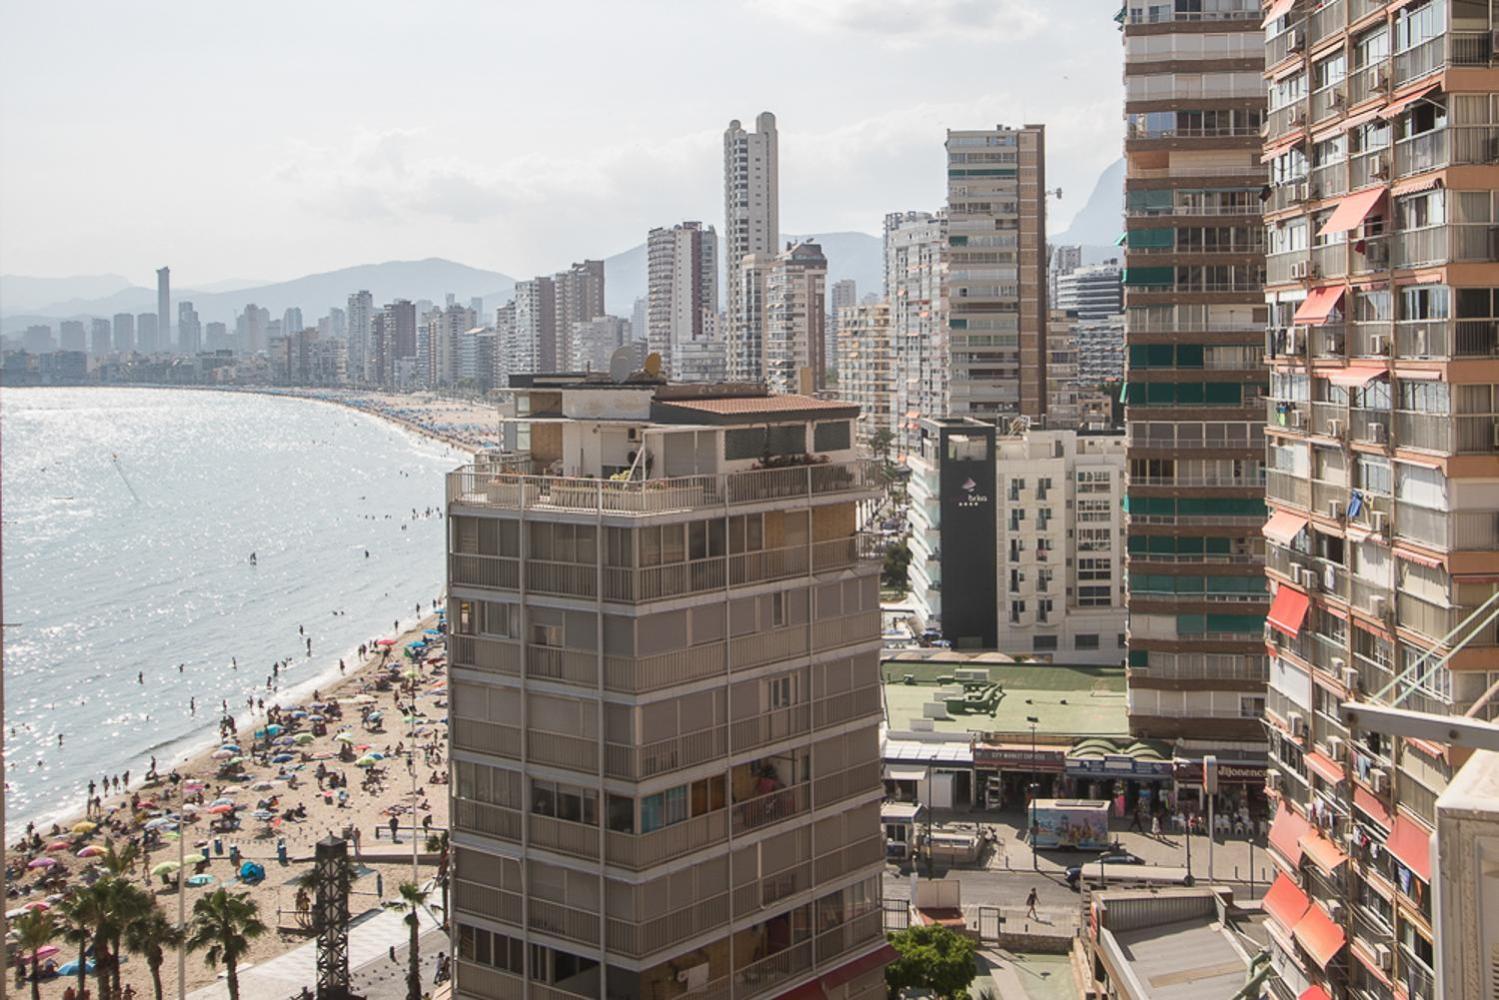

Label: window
[767,675,794,709]
[1078,558,1113,581]
[813,420,851,452]
[1079,585,1113,607]
[1075,634,1100,650]
[459,925,524,975]
[531,780,597,826]
[1032,635,1058,652]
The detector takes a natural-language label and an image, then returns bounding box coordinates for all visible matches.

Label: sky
[0,0,1125,288]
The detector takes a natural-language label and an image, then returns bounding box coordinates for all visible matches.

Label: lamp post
[1026,716,1040,871]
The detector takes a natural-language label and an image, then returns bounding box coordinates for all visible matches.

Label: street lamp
[1026,716,1040,871]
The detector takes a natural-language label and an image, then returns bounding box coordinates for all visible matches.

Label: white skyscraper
[646,221,718,376]
[724,112,779,382]
[347,290,374,385]
[884,211,946,456]
[156,267,170,352]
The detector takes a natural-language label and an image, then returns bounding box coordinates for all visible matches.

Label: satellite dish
[644,352,662,377]
[608,346,634,383]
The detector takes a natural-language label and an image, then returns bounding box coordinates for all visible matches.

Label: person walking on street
[1025,887,1039,920]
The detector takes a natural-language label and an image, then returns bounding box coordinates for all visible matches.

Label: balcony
[452,719,522,760]
[1391,410,1499,455]
[606,725,728,781]
[1391,225,1494,269]
[1267,469,1311,509]
[447,459,879,517]
[605,893,731,960]
[1307,0,1346,48]
[1397,591,1499,647]
[1394,506,1499,552]
[604,809,729,870]
[528,813,600,862]
[1395,318,1499,359]
[1394,126,1499,178]
[731,782,809,835]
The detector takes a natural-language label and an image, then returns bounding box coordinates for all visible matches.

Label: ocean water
[1,387,465,835]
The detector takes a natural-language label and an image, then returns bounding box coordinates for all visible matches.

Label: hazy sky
[1,0,1124,287]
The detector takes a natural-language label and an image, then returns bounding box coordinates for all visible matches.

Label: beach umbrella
[183,780,205,791]
[4,908,26,919]
[376,638,396,647]
[402,714,422,724]
[207,804,235,815]
[22,945,60,961]
[143,818,176,831]
[275,736,294,746]
[290,710,308,719]
[211,749,233,759]
[186,874,215,887]
[45,841,71,852]
[209,795,236,805]
[250,782,274,791]
[221,743,241,751]
[226,756,245,765]
[354,755,378,767]
[182,853,207,865]
[293,733,314,744]
[354,744,371,752]
[366,711,383,722]
[403,670,422,681]
[367,751,385,760]
[151,861,180,876]
[136,799,159,809]
[59,959,96,976]
[23,902,50,913]
[307,714,325,722]
[271,753,294,763]
[26,858,56,869]
[333,733,354,743]
[71,821,97,834]
[76,846,105,859]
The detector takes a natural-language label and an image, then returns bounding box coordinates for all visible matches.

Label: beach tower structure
[444,374,893,1000]
[313,836,353,1000]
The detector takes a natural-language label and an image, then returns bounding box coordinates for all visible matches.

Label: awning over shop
[1269,802,1312,868]
[1379,82,1441,120]
[1293,902,1347,969]
[1304,750,1345,784]
[884,739,974,766]
[1386,814,1433,882]
[1318,186,1387,237]
[1262,872,1311,931]
[1299,830,1349,873]
[1268,584,1312,638]
[1065,738,1175,780]
[1325,362,1388,388]
[1292,286,1345,326]
[883,765,929,782]
[1264,509,1310,546]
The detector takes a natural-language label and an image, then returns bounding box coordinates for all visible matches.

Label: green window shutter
[1175,382,1205,405]
[1146,344,1174,367]
[1204,382,1243,405]
[1148,536,1176,554]
[1205,537,1232,555]
[1129,345,1150,367]
[1128,535,1146,553]
[1128,649,1149,667]
[1118,382,1130,403]
[949,236,969,247]
[1146,382,1175,404]
[1176,614,1207,635]
[1123,267,1174,288]
[1206,614,1265,634]
[1176,344,1204,368]
[950,318,968,329]
[1176,537,1204,555]
[1127,228,1174,249]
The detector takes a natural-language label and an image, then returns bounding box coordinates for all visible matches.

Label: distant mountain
[1,258,516,334]
[1053,157,1124,264]
[602,230,884,317]
[190,277,271,293]
[0,274,134,313]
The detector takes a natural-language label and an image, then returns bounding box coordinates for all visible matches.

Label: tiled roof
[659,394,854,415]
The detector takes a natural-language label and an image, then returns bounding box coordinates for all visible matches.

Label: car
[1064,851,1145,888]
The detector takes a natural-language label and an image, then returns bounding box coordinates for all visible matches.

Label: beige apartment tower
[943,124,1048,421]
[726,113,781,382]
[446,376,891,1000]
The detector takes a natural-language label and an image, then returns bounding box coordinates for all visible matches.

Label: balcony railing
[607,726,728,781]
[1307,0,1346,48]
[1391,411,1499,455]
[605,892,731,959]
[1392,224,1493,269]
[605,809,728,870]
[452,719,522,759]
[731,783,809,835]
[1394,506,1499,552]
[1395,318,1499,359]
[448,459,878,517]
[1394,37,1445,86]
[1398,591,1499,647]
[734,941,813,1000]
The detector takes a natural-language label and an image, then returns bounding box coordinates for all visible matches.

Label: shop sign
[1065,755,1175,779]
[972,744,1065,771]
[1173,759,1266,784]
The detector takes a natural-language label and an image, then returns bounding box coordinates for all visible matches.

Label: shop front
[972,741,1067,810]
[1173,744,1270,825]
[1063,738,1176,817]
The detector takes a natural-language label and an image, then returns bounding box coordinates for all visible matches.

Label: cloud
[745,0,1047,46]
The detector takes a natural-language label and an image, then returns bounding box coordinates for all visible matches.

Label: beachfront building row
[905,417,1128,663]
[445,376,891,1000]
[1256,2,1499,999]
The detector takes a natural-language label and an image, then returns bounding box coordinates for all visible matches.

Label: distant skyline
[0,0,1123,287]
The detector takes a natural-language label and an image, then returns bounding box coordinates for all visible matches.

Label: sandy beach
[5,613,454,999]
[255,388,501,454]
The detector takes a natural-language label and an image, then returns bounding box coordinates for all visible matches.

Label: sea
[1,387,466,836]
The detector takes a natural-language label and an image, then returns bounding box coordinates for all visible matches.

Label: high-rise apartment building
[884,211,947,457]
[569,315,632,373]
[944,124,1049,421]
[554,261,606,372]
[348,290,374,385]
[446,377,890,1000]
[834,303,893,447]
[112,313,136,353]
[736,254,775,385]
[283,307,304,336]
[1120,2,1269,743]
[22,325,55,354]
[765,241,828,396]
[515,277,558,374]
[59,320,86,353]
[646,222,719,375]
[156,266,170,351]
[725,113,780,382]
[827,279,858,380]
[137,312,159,353]
[1055,263,1124,321]
[1254,3,1499,1000]
[90,318,112,356]
[178,302,202,355]
[205,322,229,352]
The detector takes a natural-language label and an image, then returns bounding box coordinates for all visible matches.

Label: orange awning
[1294,903,1347,969]
[1386,815,1433,881]
[1304,750,1345,784]
[1312,106,1383,143]
[1262,133,1307,163]
[1379,83,1441,120]
[1325,362,1387,388]
[1395,547,1445,570]
[1293,286,1345,326]
[1268,585,1312,638]
[1299,830,1349,872]
[1264,509,1310,546]
[1300,987,1333,1000]
[1318,187,1387,237]
[1354,784,1392,830]
[1263,0,1296,26]
[1263,872,1311,930]
[1392,174,1443,197]
[1269,802,1312,867]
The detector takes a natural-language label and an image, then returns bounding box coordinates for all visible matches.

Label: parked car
[1064,851,1145,889]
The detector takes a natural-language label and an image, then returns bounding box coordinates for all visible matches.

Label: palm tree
[185,888,266,1000]
[125,903,184,1000]
[96,877,153,998]
[12,909,55,1000]
[57,888,103,999]
[97,837,141,877]
[397,881,430,1000]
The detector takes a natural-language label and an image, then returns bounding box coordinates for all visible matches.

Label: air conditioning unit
[1332,87,1347,107]
[1291,259,1310,279]
[1266,770,1283,792]
[1371,509,1388,534]
[1367,421,1387,444]
[1414,329,1429,356]
[1371,767,1390,794]
[1371,595,1389,619]
[1290,711,1307,738]
[1294,182,1311,202]
[1292,409,1307,428]
[1291,29,1307,51]
[1343,666,1361,692]
[1331,656,1346,672]
[1326,332,1344,354]
[1328,420,1344,441]
[1327,900,1344,921]
[1373,156,1391,180]
[1373,68,1392,93]
[1375,943,1393,970]
[1303,567,1321,592]
[1370,333,1388,354]
[1328,736,1346,758]
[1367,240,1389,265]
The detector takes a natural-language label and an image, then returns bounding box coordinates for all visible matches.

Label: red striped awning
[1264,509,1311,546]
[1319,187,1388,237]
[1304,750,1345,784]
[1263,871,1311,930]
[1395,547,1445,570]
[1263,0,1296,27]
[1299,830,1349,872]
[1300,987,1333,1000]
[1293,286,1345,326]
[1263,133,1308,163]
[1268,585,1312,638]
[1269,801,1312,867]
[1386,814,1433,882]
[1325,362,1388,388]
[1294,903,1347,969]
[1354,784,1393,829]
[1380,83,1442,121]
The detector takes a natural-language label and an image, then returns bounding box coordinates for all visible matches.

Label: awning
[818,944,898,990]
[1300,987,1333,1000]
[883,765,929,782]
[1268,585,1312,638]
[1319,187,1387,237]
[1304,750,1345,784]
[1293,903,1347,969]
[1263,0,1296,27]
[1262,133,1307,163]
[1269,802,1312,867]
[1293,286,1345,326]
[1299,830,1349,872]
[1379,82,1441,121]
[1392,174,1443,197]
[1264,509,1310,546]
[1354,784,1393,829]
[1395,547,1445,570]
[1395,366,1443,380]
[1262,872,1311,930]
[1312,106,1383,143]
[1386,814,1433,881]
[1325,362,1388,388]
